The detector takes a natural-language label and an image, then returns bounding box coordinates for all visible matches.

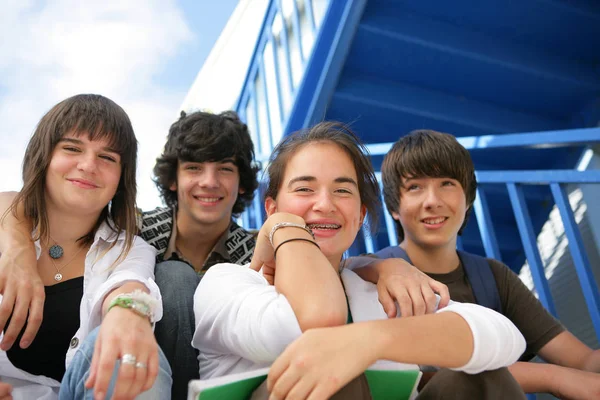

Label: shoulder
[225,221,257,265]
[140,207,173,230]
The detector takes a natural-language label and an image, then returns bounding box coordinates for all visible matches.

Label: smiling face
[45,133,122,217]
[393,176,467,251]
[171,159,243,229]
[266,142,366,265]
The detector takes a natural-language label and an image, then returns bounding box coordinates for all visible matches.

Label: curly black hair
[153,110,259,216]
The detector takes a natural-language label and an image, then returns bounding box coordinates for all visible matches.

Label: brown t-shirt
[425,258,565,360]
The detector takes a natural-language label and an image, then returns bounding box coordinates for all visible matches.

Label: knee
[155,260,200,296]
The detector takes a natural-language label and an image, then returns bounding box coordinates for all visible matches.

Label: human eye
[100,154,118,163]
[220,166,235,173]
[442,180,457,187]
[407,184,420,191]
[63,146,81,153]
[335,187,353,195]
[184,164,199,171]
[294,187,312,193]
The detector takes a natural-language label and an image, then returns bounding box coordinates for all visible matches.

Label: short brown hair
[381,129,477,241]
[6,94,138,261]
[265,121,380,232]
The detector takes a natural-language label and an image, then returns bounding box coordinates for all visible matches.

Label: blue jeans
[59,326,172,400]
[154,260,201,399]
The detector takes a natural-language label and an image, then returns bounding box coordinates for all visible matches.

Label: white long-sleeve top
[192,263,525,379]
[0,222,161,399]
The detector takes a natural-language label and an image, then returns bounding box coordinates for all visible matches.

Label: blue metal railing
[234,0,600,352]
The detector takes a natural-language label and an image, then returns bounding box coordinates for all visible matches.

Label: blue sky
[0,0,239,209]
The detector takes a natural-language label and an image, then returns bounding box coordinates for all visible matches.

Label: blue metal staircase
[234,0,600,348]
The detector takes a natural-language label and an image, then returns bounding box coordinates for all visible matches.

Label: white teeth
[307,223,341,230]
[196,197,220,202]
[423,217,446,225]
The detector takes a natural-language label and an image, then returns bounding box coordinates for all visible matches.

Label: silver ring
[135,361,148,369]
[121,354,137,365]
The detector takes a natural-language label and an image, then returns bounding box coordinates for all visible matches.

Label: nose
[77,152,98,174]
[197,167,220,189]
[313,190,336,214]
[423,186,443,209]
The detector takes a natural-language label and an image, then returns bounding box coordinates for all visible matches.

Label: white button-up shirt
[0,221,161,399]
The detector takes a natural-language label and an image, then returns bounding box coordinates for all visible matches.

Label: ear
[239,187,246,195]
[265,197,277,217]
[391,211,400,221]
[169,181,177,191]
[359,204,367,227]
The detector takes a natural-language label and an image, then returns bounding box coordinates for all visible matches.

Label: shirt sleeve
[488,259,565,358]
[88,236,162,330]
[192,263,302,364]
[437,301,526,374]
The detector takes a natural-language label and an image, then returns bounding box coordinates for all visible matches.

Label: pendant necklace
[48,235,64,259]
[48,245,85,281]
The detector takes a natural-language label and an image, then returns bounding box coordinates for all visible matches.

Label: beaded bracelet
[274,237,320,259]
[269,222,315,247]
[107,289,158,323]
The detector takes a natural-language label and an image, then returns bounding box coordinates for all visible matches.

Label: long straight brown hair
[5,94,138,264]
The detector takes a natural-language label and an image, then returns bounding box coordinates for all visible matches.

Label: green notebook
[188,361,421,400]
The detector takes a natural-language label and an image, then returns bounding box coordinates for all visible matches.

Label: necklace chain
[46,241,85,282]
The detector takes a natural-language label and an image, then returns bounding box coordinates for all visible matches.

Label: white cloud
[0,0,193,209]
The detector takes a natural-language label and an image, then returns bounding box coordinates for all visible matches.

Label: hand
[0,382,12,400]
[85,307,159,400]
[249,213,307,284]
[267,324,376,400]
[374,258,450,317]
[0,237,44,351]
[583,349,600,373]
[551,366,600,400]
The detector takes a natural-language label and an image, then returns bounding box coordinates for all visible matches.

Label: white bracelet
[268,222,315,246]
[108,289,158,323]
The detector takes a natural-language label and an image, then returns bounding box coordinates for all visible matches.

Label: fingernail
[21,340,30,348]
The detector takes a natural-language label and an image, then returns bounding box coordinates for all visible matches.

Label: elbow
[296,305,347,331]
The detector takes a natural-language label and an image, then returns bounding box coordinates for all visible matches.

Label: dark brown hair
[381,129,477,241]
[265,121,380,231]
[6,94,138,261]
[153,110,259,216]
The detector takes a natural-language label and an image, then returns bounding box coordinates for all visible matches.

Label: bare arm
[0,191,44,350]
[250,212,347,331]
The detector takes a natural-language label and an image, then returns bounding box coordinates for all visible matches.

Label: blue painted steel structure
[233,0,600,357]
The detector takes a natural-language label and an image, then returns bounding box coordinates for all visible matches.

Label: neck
[400,239,459,274]
[175,211,231,268]
[45,204,100,246]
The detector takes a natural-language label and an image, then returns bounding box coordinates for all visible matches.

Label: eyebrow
[60,137,120,154]
[287,175,358,188]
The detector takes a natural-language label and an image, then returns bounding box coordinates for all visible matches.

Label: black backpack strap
[374,246,412,263]
[457,250,502,313]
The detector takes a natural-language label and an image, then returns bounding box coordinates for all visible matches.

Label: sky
[0,0,239,210]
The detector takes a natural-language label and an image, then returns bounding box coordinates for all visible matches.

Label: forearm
[275,232,347,331]
[0,192,31,253]
[368,312,473,368]
[508,362,557,394]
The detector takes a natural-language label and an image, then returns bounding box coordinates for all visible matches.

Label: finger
[85,330,103,389]
[0,287,17,350]
[306,381,336,400]
[142,346,159,392]
[285,375,316,400]
[1,293,30,351]
[93,336,120,400]
[19,287,45,348]
[124,354,148,400]
[429,281,450,309]
[421,284,438,314]
[249,256,262,272]
[267,355,290,392]
[407,284,426,316]
[270,365,302,400]
[393,287,413,317]
[112,352,137,400]
[376,285,396,318]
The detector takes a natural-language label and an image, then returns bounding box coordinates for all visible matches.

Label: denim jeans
[58,326,172,400]
[154,260,201,399]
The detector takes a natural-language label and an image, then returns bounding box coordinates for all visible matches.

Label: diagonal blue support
[550,183,600,342]
[290,0,305,63]
[362,227,375,254]
[268,33,285,122]
[473,187,502,260]
[507,183,557,316]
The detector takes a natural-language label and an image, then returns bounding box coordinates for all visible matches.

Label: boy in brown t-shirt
[369,129,600,398]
